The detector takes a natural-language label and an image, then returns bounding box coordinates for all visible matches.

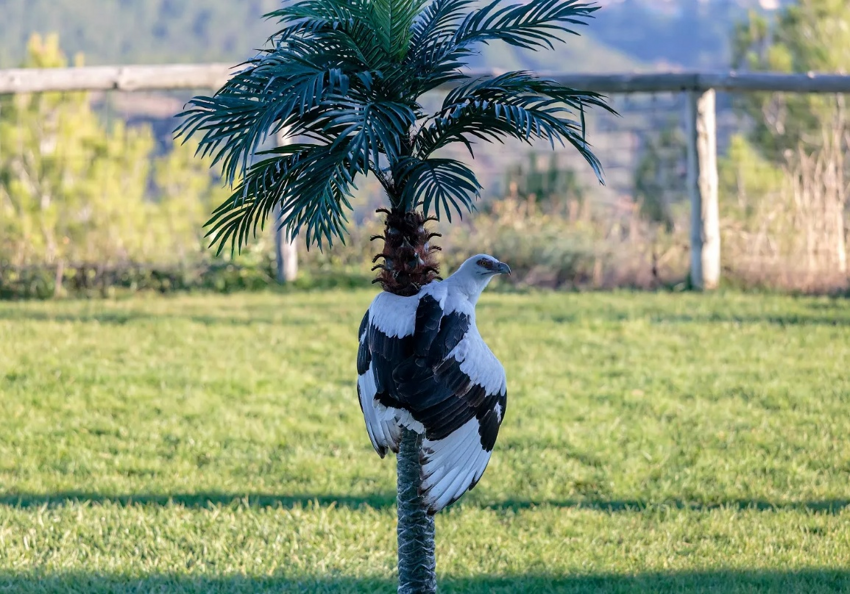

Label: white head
[447,254,511,302]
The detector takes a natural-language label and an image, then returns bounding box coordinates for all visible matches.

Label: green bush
[0,35,229,282]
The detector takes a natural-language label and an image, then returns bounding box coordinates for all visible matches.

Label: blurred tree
[633,120,687,231]
[152,137,224,263]
[0,34,229,294]
[733,0,850,159]
[0,34,152,286]
[503,152,584,216]
[0,1,279,67]
[728,0,849,275]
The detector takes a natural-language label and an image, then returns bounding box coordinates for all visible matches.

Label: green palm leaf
[178,0,613,251]
[371,0,429,59]
[394,157,481,220]
[415,70,615,182]
[455,0,598,49]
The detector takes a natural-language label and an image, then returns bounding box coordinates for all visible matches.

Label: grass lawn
[0,289,849,593]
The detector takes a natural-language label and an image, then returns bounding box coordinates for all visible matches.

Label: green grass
[0,290,849,593]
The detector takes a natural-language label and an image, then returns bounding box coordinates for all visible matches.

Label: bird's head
[468,254,512,278]
[448,254,511,301]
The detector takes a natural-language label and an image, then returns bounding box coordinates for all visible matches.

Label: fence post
[273,131,298,284]
[686,88,721,290]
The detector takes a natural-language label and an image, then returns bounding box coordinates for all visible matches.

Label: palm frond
[394,157,481,221]
[197,84,417,254]
[206,140,366,254]
[455,0,598,50]
[200,93,417,254]
[178,0,613,250]
[408,0,598,96]
[204,143,311,254]
[267,0,393,70]
[370,0,429,60]
[405,0,476,95]
[322,98,418,166]
[415,71,615,182]
[176,48,378,186]
[410,0,474,48]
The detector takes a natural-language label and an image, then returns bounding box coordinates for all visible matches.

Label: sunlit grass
[1,290,849,593]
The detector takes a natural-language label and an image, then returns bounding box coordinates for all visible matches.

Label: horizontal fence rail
[2,64,850,289]
[0,63,233,94]
[4,64,850,95]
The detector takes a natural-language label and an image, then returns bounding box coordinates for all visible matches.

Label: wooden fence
[3,64,850,287]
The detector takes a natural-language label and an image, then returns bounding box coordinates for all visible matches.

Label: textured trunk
[374,207,440,592]
[396,428,437,594]
[373,208,441,295]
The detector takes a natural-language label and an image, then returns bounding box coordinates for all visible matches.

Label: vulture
[357,254,511,514]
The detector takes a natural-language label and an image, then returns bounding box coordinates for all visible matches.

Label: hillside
[2,0,796,73]
[1,0,641,72]
[0,0,790,72]
[0,0,281,67]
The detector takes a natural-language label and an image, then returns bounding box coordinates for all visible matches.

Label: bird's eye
[476,258,494,271]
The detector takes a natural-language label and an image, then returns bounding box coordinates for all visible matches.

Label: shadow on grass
[0,491,396,511]
[1,491,848,515]
[647,312,850,327]
[4,305,850,328]
[1,569,848,593]
[0,309,323,327]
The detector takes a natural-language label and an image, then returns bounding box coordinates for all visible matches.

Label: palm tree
[178,0,612,590]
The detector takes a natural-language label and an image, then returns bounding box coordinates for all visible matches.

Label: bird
[357,254,511,514]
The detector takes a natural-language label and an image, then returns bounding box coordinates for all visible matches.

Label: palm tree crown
[177,0,613,253]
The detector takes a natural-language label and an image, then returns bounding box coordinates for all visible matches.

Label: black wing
[393,294,508,514]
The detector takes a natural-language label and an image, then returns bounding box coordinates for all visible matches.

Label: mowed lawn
[1,290,849,593]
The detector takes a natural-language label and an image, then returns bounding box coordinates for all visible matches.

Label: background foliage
[718,0,850,286]
[0,35,236,297]
[1,1,848,298]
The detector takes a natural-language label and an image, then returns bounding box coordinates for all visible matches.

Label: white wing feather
[419,330,507,514]
[357,281,506,514]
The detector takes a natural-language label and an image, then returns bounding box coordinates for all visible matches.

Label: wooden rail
[0,63,233,94]
[548,72,850,94]
[4,64,850,95]
[3,63,850,288]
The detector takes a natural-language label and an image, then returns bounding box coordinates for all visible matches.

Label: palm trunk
[396,428,437,594]
[373,209,441,296]
[373,207,440,592]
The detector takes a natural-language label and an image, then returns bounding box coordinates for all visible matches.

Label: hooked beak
[497,261,511,276]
